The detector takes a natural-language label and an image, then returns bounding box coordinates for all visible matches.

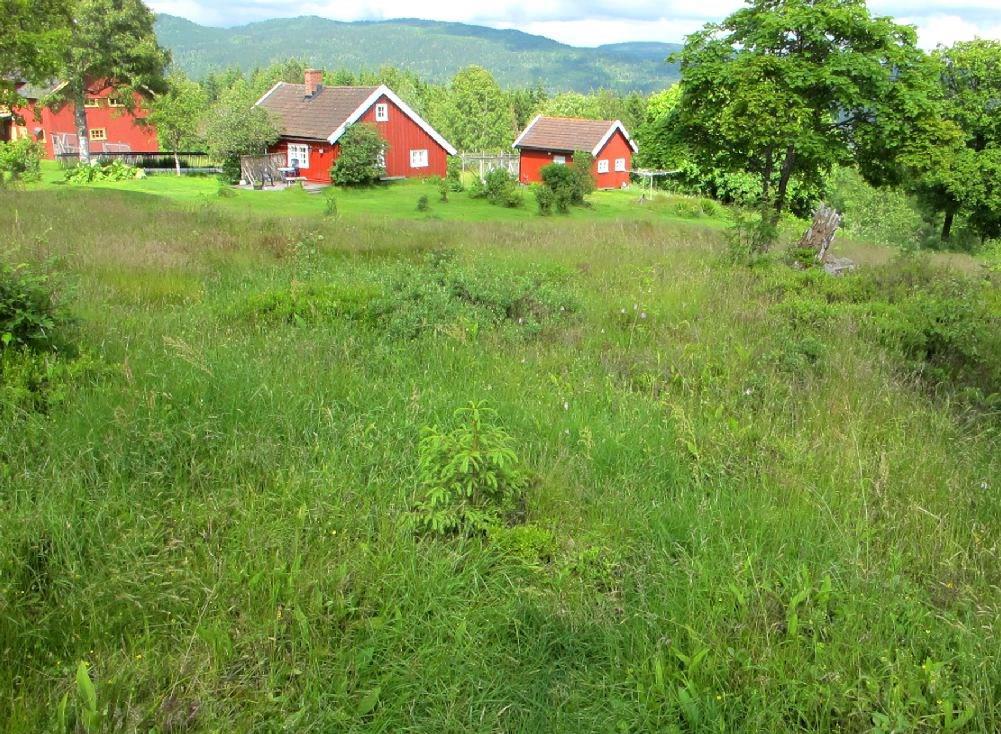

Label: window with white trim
[83,98,100,108]
[410,149,429,168]
[89,128,107,141]
[287,143,310,170]
[375,103,389,122]
[615,158,627,172]
[597,159,609,174]
[553,154,566,165]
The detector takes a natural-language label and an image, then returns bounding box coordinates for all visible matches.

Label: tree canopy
[57,0,169,163]
[440,66,513,152]
[674,0,941,226]
[149,72,208,175]
[0,0,71,108]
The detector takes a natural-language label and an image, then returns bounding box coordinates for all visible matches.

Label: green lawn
[2,178,998,732]
[35,161,732,225]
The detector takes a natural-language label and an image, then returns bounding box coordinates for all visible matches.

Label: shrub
[330,123,385,186]
[437,177,449,203]
[446,156,464,192]
[219,156,241,185]
[64,160,140,184]
[539,164,576,213]
[417,194,430,212]
[533,184,555,216]
[0,139,43,183]
[1,260,66,352]
[410,402,528,536]
[468,176,486,199]
[569,151,596,202]
[483,168,522,208]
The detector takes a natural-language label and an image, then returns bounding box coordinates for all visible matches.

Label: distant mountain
[155,15,682,94]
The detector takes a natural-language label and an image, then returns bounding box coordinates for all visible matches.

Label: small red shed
[7,81,158,158]
[255,71,457,184]
[513,116,638,189]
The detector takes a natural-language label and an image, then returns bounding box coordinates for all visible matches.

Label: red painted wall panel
[518,129,634,189]
[11,87,157,158]
[266,93,450,184]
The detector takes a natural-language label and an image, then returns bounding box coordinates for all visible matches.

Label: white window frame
[375,103,389,122]
[597,159,610,174]
[553,154,566,165]
[409,149,429,169]
[614,158,627,172]
[287,143,310,170]
[88,127,107,141]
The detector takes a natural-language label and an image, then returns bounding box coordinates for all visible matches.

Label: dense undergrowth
[0,189,998,732]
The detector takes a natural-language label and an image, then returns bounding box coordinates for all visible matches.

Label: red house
[255,70,457,184]
[5,81,158,158]
[513,116,638,189]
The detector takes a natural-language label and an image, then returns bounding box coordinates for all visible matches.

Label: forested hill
[155,14,682,93]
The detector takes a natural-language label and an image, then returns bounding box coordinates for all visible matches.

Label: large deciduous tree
[910,40,1001,242]
[149,72,208,175]
[203,80,279,179]
[441,66,513,152]
[0,0,71,108]
[674,0,942,228]
[58,0,169,164]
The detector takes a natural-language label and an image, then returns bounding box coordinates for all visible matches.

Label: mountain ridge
[155,14,682,93]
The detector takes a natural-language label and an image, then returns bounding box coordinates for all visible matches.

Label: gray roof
[15,81,64,100]
[256,83,379,141]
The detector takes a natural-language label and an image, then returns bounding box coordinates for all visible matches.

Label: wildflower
[563,401,569,411]
[744,388,753,396]
[620,308,626,314]
[640,312,647,319]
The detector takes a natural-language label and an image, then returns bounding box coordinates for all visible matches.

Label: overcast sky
[148,1,1001,49]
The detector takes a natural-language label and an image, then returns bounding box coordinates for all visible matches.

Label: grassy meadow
[1,177,999,732]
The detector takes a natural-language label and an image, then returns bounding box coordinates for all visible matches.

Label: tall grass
[1,188,998,732]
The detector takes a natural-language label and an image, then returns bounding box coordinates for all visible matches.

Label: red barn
[6,81,158,158]
[255,71,456,184]
[513,116,638,189]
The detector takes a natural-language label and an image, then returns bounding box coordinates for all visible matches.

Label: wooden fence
[240,153,286,186]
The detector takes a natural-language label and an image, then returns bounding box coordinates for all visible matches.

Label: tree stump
[799,204,842,263]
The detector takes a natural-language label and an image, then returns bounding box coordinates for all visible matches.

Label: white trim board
[327,85,457,156]
[591,120,639,156]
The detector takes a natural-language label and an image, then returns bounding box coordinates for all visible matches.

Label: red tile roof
[513,116,637,154]
[256,83,379,141]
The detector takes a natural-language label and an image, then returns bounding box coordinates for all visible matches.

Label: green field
[2,177,999,732]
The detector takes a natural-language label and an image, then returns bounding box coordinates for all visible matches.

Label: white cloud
[147,0,1001,47]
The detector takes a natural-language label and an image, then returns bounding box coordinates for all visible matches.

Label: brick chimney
[304,69,323,97]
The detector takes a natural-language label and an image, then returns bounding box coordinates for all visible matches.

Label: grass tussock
[0,187,999,733]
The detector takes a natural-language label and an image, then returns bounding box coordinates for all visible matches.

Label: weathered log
[799,204,842,263]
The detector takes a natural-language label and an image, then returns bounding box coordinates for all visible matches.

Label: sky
[148,0,1001,49]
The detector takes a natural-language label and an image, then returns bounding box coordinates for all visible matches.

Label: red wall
[267,94,449,184]
[11,87,157,159]
[518,129,634,189]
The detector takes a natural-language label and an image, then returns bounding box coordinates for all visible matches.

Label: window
[615,158,627,172]
[375,103,389,122]
[410,149,429,168]
[287,143,310,170]
[597,159,609,174]
[553,155,566,165]
[107,98,125,108]
[89,128,107,141]
[83,98,100,108]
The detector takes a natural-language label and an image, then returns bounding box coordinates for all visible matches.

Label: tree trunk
[942,209,955,241]
[174,149,181,176]
[774,145,797,217]
[73,87,91,165]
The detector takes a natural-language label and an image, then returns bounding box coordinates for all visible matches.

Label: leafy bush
[569,151,596,202]
[533,184,555,216]
[410,402,528,536]
[1,260,66,351]
[826,166,929,249]
[0,139,43,183]
[446,156,464,192]
[330,123,385,186]
[437,177,449,203]
[417,194,430,212]
[539,155,594,213]
[64,160,140,184]
[219,155,241,185]
[482,168,522,208]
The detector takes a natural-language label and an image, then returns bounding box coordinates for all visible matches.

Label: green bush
[446,156,464,192]
[539,154,594,213]
[219,155,241,185]
[0,139,43,183]
[533,184,555,216]
[437,177,449,203]
[482,168,522,208]
[417,194,430,212]
[1,260,66,351]
[323,189,338,217]
[330,123,385,186]
[410,402,529,536]
[64,160,140,184]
